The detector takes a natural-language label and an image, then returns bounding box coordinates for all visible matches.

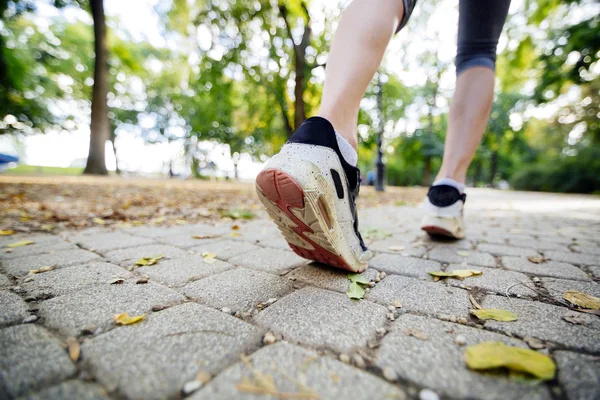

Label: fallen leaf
[470,309,518,322]
[93,217,106,225]
[348,273,370,285]
[388,245,405,252]
[41,224,55,232]
[456,251,470,257]
[346,281,365,300]
[563,290,600,310]
[66,337,80,361]
[469,294,482,310]
[562,310,591,325]
[330,371,341,383]
[391,300,403,308]
[7,240,34,248]
[0,230,15,236]
[230,232,240,237]
[135,255,163,266]
[29,265,57,274]
[232,225,240,231]
[113,312,146,325]
[402,328,428,341]
[174,219,187,225]
[192,234,219,239]
[121,200,131,210]
[464,342,556,380]
[527,255,545,264]
[429,269,483,281]
[202,251,217,258]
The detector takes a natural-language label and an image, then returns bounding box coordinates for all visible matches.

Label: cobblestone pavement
[1,189,599,400]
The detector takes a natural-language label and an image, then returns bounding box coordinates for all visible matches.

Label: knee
[455,43,497,75]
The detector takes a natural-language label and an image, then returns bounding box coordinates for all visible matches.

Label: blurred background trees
[0,0,598,193]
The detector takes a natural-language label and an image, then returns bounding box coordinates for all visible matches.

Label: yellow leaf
[41,224,55,232]
[464,342,556,380]
[29,265,57,274]
[7,240,34,248]
[563,290,600,310]
[230,232,240,237]
[0,230,15,236]
[456,251,470,257]
[174,219,187,225]
[121,200,131,210]
[192,234,219,239]
[428,269,483,280]
[113,312,146,325]
[527,255,544,264]
[202,252,217,259]
[470,309,518,322]
[388,245,405,252]
[93,218,106,225]
[135,255,163,266]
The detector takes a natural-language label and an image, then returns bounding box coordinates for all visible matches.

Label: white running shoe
[420,185,466,239]
[255,117,371,272]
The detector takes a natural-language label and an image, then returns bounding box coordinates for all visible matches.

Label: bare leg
[319,0,404,150]
[435,67,495,184]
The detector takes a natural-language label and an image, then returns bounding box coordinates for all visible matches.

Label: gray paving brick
[0,325,76,398]
[103,244,189,265]
[0,273,11,288]
[82,303,262,400]
[255,234,293,250]
[571,243,600,255]
[545,250,598,266]
[137,255,233,287]
[367,237,428,257]
[555,351,600,400]
[481,295,600,352]
[427,247,496,267]
[72,231,156,252]
[254,287,387,353]
[158,233,224,249]
[0,290,30,328]
[119,225,176,238]
[39,282,184,336]
[182,267,294,311]
[228,247,308,274]
[375,314,550,400]
[1,241,77,260]
[1,249,101,277]
[21,381,110,400]
[0,234,63,248]
[287,264,378,294]
[501,256,591,281]
[22,262,130,299]
[541,277,600,302]
[189,239,260,261]
[477,243,539,257]
[367,275,470,317]
[369,254,441,279]
[192,341,407,400]
[446,265,537,297]
[588,266,600,279]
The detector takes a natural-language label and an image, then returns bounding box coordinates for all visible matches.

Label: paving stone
[482,295,600,352]
[375,314,550,400]
[0,324,76,398]
[182,267,294,311]
[0,274,11,288]
[82,303,262,400]
[254,287,387,353]
[571,243,600,255]
[232,220,287,243]
[158,233,224,249]
[367,237,428,257]
[119,225,177,238]
[103,244,189,265]
[0,234,64,249]
[545,250,598,266]
[477,243,539,257]
[22,262,130,299]
[0,290,30,328]
[0,240,77,260]
[21,380,110,400]
[501,256,591,281]
[39,282,185,336]
[367,275,470,317]
[228,247,308,274]
[427,247,496,267]
[137,255,233,287]
[368,254,441,279]
[555,351,600,400]
[588,266,600,279]
[255,234,293,250]
[286,264,378,294]
[541,277,600,301]
[446,265,537,297]
[192,341,406,400]
[189,239,260,261]
[72,231,156,252]
[0,249,101,277]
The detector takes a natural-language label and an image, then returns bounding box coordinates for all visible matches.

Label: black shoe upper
[427,184,467,207]
[288,117,367,251]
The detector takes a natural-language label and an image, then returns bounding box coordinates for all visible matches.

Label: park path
[1,189,599,400]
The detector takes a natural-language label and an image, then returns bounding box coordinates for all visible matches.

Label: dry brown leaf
[387,245,405,252]
[562,310,591,325]
[403,328,428,341]
[66,337,80,361]
[232,225,240,231]
[113,312,146,325]
[527,255,545,264]
[108,278,125,284]
[563,290,600,310]
[29,265,57,274]
[469,294,482,310]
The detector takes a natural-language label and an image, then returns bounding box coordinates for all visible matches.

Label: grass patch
[4,165,84,176]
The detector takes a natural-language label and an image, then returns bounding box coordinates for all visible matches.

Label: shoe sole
[256,168,365,272]
[421,215,465,239]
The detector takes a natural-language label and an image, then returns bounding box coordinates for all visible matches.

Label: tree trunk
[84,0,109,175]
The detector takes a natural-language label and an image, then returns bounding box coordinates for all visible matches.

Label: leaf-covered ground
[0,175,426,233]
